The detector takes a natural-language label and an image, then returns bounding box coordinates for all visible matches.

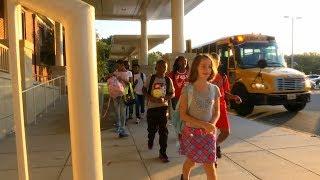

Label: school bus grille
[276,77,304,91]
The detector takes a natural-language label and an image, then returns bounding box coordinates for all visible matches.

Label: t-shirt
[181,84,221,122]
[168,71,188,98]
[211,73,230,101]
[144,76,175,109]
[133,72,146,95]
[113,70,132,86]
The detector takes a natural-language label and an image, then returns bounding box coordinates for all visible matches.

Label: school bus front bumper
[250,92,311,106]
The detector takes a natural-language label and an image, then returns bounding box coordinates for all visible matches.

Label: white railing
[0,43,9,73]
[22,76,66,124]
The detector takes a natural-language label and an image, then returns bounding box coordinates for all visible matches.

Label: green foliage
[96,36,112,82]
[285,53,320,74]
[148,51,163,65]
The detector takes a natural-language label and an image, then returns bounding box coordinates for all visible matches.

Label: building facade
[0,1,62,139]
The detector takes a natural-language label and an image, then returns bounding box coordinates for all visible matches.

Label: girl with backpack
[179,54,221,180]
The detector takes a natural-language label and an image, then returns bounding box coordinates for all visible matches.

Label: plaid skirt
[179,126,216,163]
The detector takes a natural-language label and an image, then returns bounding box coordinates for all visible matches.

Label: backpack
[123,82,136,105]
[147,74,172,96]
[140,73,144,81]
[133,73,145,88]
[172,85,193,134]
[107,76,125,98]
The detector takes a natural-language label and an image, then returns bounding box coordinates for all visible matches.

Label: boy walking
[143,60,174,163]
[132,64,146,124]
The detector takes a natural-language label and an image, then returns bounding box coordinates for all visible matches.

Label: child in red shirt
[168,56,189,110]
[211,53,242,159]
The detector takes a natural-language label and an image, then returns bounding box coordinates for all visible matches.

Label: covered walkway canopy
[110,34,169,60]
[82,0,203,20]
[84,0,203,65]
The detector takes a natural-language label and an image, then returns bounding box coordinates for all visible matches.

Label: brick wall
[0,0,5,40]
[25,11,34,43]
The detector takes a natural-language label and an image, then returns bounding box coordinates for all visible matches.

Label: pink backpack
[107,76,125,98]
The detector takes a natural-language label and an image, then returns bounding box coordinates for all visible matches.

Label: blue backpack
[172,85,193,134]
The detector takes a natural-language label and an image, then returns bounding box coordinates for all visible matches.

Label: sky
[95,0,320,55]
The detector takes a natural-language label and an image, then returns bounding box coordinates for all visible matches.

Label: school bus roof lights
[236,35,244,42]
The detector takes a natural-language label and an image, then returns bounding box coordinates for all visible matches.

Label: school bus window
[244,49,253,55]
[212,44,216,52]
[203,45,209,53]
[223,50,229,58]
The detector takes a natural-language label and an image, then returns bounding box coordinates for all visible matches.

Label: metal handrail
[0,43,9,72]
[22,75,64,93]
[22,75,65,124]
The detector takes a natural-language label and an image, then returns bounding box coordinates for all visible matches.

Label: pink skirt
[180,126,217,163]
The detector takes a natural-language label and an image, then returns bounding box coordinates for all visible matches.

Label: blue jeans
[113,96,126,134]
[135,94,145,118]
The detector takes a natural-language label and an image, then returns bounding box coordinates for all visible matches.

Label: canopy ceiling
[110,35,169,59]
[82,0,203,20]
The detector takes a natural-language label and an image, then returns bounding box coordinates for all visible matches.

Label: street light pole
[291,17,294,68]
[284,16,302,68]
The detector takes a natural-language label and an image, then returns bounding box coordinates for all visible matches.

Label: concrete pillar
[7,0,30,179]
[171,0,185,53]
[64,15,103,180]
[54,22,64,66]
[140,7,148,65]
[18,0,104,179]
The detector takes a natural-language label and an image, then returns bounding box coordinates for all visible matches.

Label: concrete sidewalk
[0,98,320,180]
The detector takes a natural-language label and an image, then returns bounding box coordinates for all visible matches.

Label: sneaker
[216,146,222,158]
[159,153,170,163]
[135,118,140,124]
[148,142,153,150]
[118,133,129,138]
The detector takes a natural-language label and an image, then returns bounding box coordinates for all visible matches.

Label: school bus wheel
[283,102,307,112]
[231,84,254,116]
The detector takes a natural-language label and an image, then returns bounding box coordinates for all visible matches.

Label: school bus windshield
[236,42,286,68]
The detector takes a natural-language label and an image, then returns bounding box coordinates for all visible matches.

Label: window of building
[0,1,4,18]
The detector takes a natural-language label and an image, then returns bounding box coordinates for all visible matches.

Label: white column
[7,0,29,180]
[140,9,148,65]
[54,22,64,66]
[63,8,103,180]
[19,0,104,179]
[171,0,185,53]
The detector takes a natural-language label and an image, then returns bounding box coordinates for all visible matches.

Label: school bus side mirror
[257,59,267,69]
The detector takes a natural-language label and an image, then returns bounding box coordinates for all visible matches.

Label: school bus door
[217,45,236,85]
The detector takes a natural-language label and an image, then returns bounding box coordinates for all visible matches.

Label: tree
[148,51,163,65]
[96,35,112,82]
[285,53,320,74]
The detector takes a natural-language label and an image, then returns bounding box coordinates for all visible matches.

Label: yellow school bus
[192,34,311,116]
